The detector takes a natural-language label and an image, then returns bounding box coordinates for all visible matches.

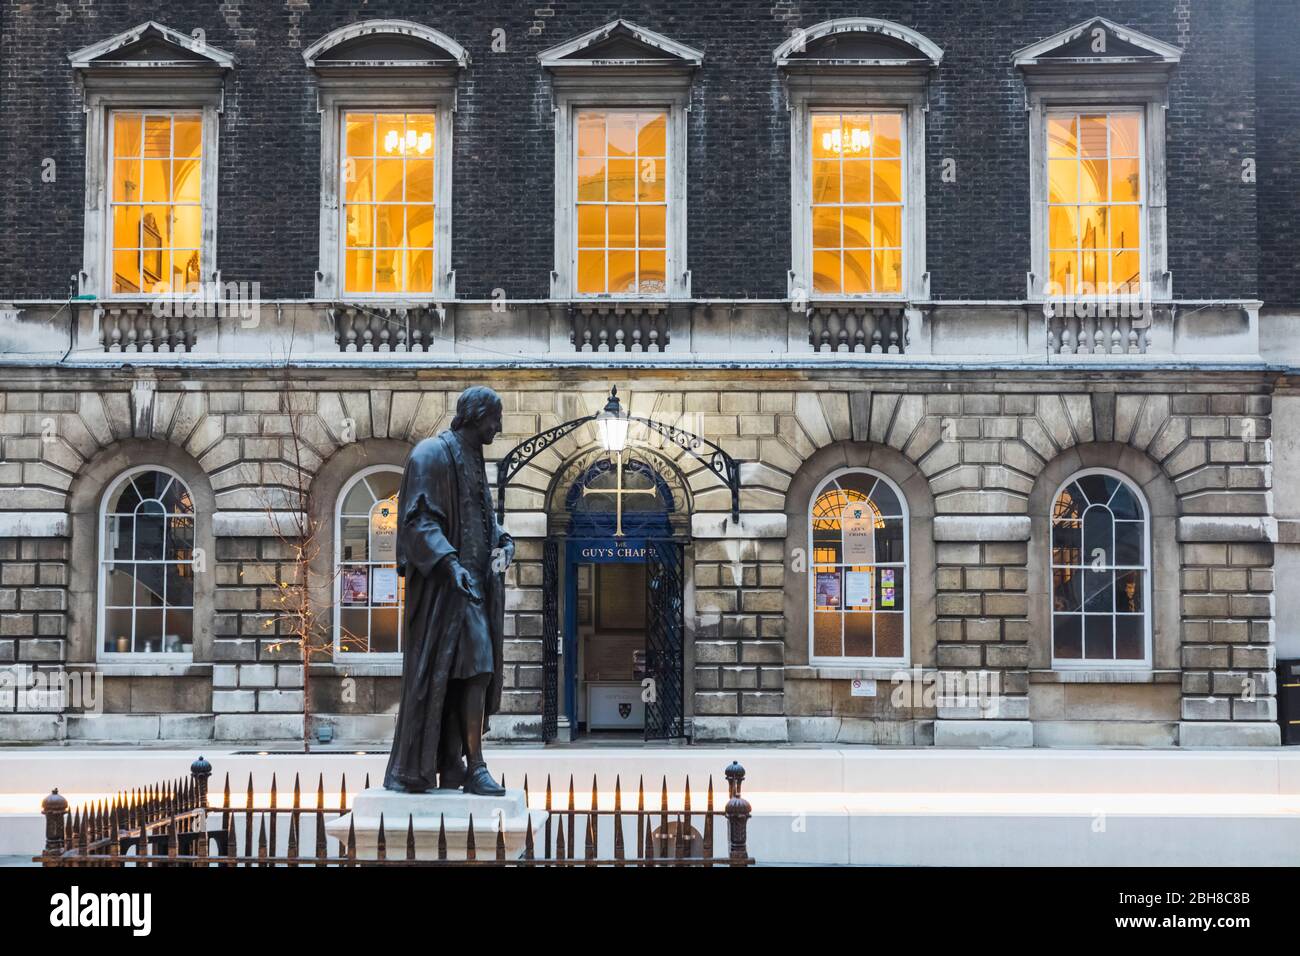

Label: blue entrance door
[548,456,683,740]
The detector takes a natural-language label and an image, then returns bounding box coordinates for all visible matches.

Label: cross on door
[583,451,657,537]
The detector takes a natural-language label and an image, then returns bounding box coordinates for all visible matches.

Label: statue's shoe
[463,765,506,797]
[437,762,468,791]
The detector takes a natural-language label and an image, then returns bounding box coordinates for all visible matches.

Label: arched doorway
[543,448,691,742]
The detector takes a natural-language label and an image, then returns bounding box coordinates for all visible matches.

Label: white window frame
[1015,17,1182,302]
[70,21,231,299]
[1049,467,1153,670]
[541,20,701,300]
[102,108,215,298]
[97,465,197,661]
[798,106,914,301]
[551,90,690,300]
[81,96,221,300]
[321,100,454,301]
[333,465,405,660]
[806,467,910,667]
[304,20,468,302]
[776,18,941,304]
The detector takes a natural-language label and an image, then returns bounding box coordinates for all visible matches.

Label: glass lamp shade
[595,386,629,453]
[596,416,630,453]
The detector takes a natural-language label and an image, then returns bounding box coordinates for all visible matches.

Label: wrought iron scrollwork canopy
[495,387,742,522]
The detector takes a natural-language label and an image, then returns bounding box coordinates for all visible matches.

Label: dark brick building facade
[0,0,1277,300]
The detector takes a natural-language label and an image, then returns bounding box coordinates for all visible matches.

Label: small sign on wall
[850,678,877,697]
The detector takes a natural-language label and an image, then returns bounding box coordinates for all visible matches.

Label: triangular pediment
[539,20,703,69]
[774,18,943,68]
[69,21,235,70]
[303,19,469,70]
[1013,17,1181,67]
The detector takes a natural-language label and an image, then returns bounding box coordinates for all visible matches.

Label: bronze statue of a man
[383,386,514,795]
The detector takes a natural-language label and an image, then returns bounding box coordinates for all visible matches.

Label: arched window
[99,467,196,657]
[808,469,908,663]
[335,466,403,655]
[1051,469,1151,666]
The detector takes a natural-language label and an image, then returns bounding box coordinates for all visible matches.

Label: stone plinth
[325,788,543,860]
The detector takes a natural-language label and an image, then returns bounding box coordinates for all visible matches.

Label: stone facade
[0,367,1284,747]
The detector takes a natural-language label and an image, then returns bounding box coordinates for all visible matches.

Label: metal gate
[541,539,559,742]
[644,539,686,740]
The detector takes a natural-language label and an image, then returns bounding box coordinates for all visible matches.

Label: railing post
[41,788,69,866]
[723,761,751,865]
[190,755,212,807]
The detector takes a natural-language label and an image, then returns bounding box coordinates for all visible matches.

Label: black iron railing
[36,756,754,867]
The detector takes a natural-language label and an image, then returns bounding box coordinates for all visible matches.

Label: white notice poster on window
[841,504,876,564]
[372,567,399,605]
[844,570,874,608]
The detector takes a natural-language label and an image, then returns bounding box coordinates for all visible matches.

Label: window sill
[786,664,914,681]
[87,661,207,678]
[310,659,403,678]
[1029,668,1179,684]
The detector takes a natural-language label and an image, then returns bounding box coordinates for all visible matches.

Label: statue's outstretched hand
[451,563,482,605]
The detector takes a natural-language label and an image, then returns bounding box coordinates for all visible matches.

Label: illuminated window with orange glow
[810,111,904,296]
[336,467,405,655]
[342,112,437,295]
[808,470,908,663]
[109,112,204,295]
[575,109,668,296]
[1047,111,1143,296]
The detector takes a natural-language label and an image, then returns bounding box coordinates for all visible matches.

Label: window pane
[577,205,605,249]
[1053,567,1081,612]
[842,161,870,203]
[1110,114,1141,157]
[1109,204,1141,250]
[577,158,606,202]
[608,250,636,293]
[638,112,666,156]
[872,160,901,203]
[873,248,902,294]
[871,113,901,158]
[1110,158,1140,202]
[812,611,841,657]
[1083,568,1113,612]
[608,205,635,247]
[1114,520,1143,565]
[345,114,375,156]
[1115,616,1144,659]
[844,612,873,657]
[607,159,636,202]
[1084,614,1113,659]
[1115,571,1143,613]
[638,251,666,293]
[843,249,872,294]
[1047,115,1077,158]
[406,205,434,249]
[812,206,841,248]
[104,608,134,654]
[812,250,841,294]
[638,205,666,247]
[577,250,605,294]
[811,161,840,203]
[114,113,142,156]
[407,160,434,203]
[1054,614,1082,659]
[875,612,904,658]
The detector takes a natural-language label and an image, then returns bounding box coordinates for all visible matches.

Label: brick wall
[0,0,1267,301]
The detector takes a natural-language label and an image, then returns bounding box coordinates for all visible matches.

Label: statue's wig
[450,386,503,431]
